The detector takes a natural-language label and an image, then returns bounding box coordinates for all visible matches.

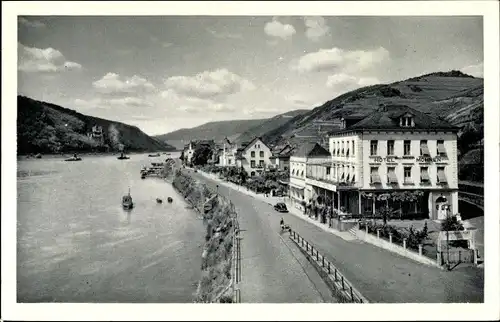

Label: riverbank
[172,170,238,303]
[17,151,180,160]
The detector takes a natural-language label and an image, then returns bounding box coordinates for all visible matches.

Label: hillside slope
[154,109,309,150]
[234,109,308,143]
[17,96,176,155]
[260,71,484,181]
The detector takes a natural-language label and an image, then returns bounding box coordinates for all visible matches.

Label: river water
[17,152,206,303]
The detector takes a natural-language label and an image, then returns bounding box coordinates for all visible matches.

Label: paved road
[189,171,336,303]
[192,171,484,303]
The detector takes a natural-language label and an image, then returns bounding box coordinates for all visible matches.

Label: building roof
[292,142,330,158]
[334,105,459,133]
[240,137,271,153]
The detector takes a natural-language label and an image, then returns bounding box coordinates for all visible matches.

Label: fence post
[322,256,325,268]
[437,252,442,265]
[328,262,331,274]
[389,233,393,244]
[403,238,407,250]
[350,286,354,301]
[458,250,461,263]
[334,268,338,281]
[474,249,478,265]
[418,244,423,256]
[365,225,368,234]
[316,249,319,261]
[377,229,380,239]
[341,276,345,290]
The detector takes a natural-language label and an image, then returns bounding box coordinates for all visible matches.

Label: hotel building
[294,104,460,220]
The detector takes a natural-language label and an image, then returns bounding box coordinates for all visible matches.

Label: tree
[179,150,185,162]
[192,144,213,166]
[377,205,395,225]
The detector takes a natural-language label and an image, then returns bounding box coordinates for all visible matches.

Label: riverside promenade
[194,170,484,303]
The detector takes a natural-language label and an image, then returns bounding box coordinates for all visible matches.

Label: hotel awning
[420,143,430,156]
[437,143,446,154]
[370,173,381,184]
[340,172,345,180]
[345,173,350,181]
[421,171,430,181]
[437,170,447,183]
[388,171,398,184]
[289,182,305,190]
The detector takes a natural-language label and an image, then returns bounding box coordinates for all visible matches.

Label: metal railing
[289,229,369,303]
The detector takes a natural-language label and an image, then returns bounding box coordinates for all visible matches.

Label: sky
[17,16,483,136]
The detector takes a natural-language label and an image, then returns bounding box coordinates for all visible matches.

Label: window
[228,159,232,165]
[420,140,430,156]
[251,160,256,168]
[326,167,331,175]
[387,140,395,156]
[370,140,378,156]
[404,166,412,184]
[420,167,430,184]
[292,169,295,175]
[259,160,264,167]
[251,171,255,176]
[401,116,414,127]
[251,151,255,157]
[437,140,446,157]
[387,167,397,184]
[370,167,381,184]
[341,141,345,155]
[259,151,264,157]
[346,140,350,156]
[301,170,304,177]
[404,140,411,156]
[352,141,355,156]
[437,166,447,184]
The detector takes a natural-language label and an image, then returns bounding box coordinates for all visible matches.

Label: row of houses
[182,104,460,221]
[182,136,290,176]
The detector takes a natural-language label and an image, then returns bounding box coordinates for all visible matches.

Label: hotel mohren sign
[369,156,444,163]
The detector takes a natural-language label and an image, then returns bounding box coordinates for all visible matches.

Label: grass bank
[172,170,238,303]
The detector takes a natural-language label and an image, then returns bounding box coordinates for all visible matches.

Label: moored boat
[65,154,82,162]
[148,153,161,157]
[117,152,130,160]
[35,153,42,159]
[122,189,134,209]
[167,197,173,203]
[156,198,163,204]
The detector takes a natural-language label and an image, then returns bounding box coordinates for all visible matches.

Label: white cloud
[264,19,296,40]
[326,73,380,90]
[164,68,255,100]
[206,28,243,39]
[74,96,153,109]
[461,62,483,78]
[93,73,155,94]
[292,46,390,74]
[160,88,234,114]
[18,17,46,28]
[18,43,82,73]
[303,16,330,41]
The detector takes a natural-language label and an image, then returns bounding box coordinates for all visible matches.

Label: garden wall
[353,228,442,268]
[172,171,239,303]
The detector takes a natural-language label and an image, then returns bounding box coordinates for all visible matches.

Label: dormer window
[400,114,415,127]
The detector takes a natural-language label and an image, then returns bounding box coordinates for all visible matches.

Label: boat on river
[122,189,134,210]
[117,152,130,160]
[148,153,161,157]
[156,198,163,204]
[65,154,82,162]
[167,197,173,203]
[35,153,42,159]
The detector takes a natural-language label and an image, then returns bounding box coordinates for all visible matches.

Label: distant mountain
[153,109,308,150]
[234,109,308,144]
[17,96,176,155]
[257,70,483,181]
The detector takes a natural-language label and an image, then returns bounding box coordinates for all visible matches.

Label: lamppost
[440,195,451,270]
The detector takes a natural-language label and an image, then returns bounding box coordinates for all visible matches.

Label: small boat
[65,154,82,162]
[148,153,161,157]
[122,189,134,210]
[117,152,130,160]
[167,197,173,203]
[35,153,42,159]
[156,198,163,204]
[141,174,146,179]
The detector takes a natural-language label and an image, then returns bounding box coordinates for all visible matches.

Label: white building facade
[302,105,460,220]
[236,137,273,177]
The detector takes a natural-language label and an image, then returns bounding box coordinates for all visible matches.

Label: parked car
[274,202,288,213]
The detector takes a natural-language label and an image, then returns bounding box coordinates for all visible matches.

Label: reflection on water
[17,153,205,303]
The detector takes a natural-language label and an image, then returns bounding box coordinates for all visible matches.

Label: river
[16,152,206,303]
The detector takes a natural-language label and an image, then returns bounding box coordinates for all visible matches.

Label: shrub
[441,216,464,231]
